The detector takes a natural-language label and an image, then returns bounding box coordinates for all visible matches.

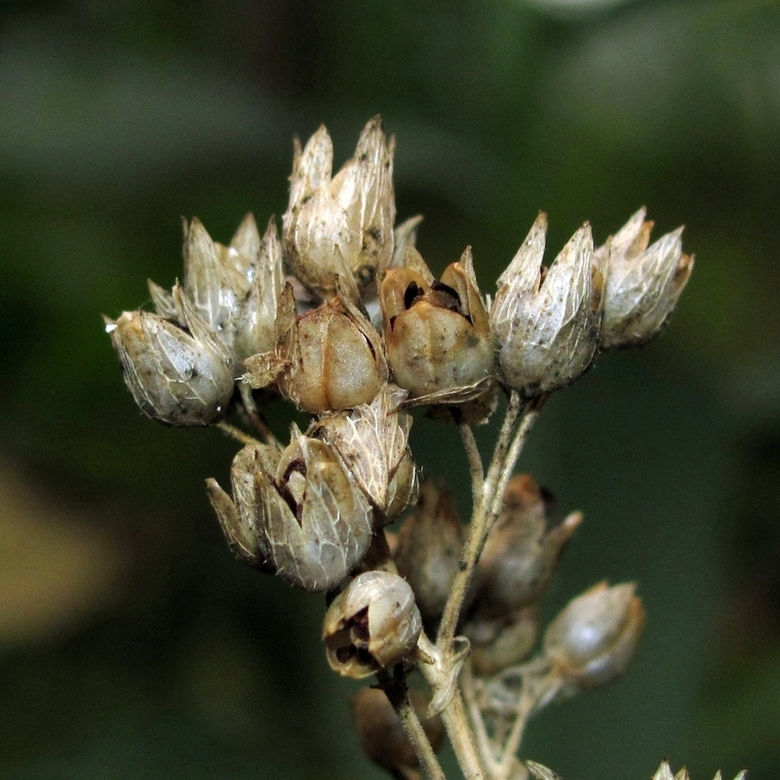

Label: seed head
[476,474,581,615]
[104,285,234,426]
[323,570,422,678]
[207,429,374,591]
[543,581,646,689]
[312,384,418,520]
[380,246,494,404]
[283,116,395,298]
[395,480,465,623]
[491,214,603,397]
[596,208,693,349]
[244,279,388,414]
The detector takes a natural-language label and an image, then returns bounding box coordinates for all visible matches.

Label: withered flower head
[104,285,234,426]
[380,246,494,404]
[207,428,374,592]
[283,116,395,298]
[476,474,581,615]
[491,214,603,397]
[543,581,646,689]
[244,278,388,414]
[595,208,693,349]
[312,384,418,520]
[395,480,464,623]
[323,570,422,678]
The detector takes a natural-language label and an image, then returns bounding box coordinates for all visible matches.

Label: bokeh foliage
[1,1,779,778]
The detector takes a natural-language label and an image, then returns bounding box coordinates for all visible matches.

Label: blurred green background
[1,0,779,778]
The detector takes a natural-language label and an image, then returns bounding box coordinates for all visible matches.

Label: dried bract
[313,384,418,520]
[596,208,694,349]
[244,280,387,414]
[381,246,494,404]
[395,480,464,623]
[543,581,646,689]
[476,475,581,616]
[104,286,234,426]
[323,571,422,678]
[491,214,603,397]
[283,116,395,298]
[207,430,374,591]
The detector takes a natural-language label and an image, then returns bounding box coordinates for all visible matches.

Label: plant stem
[461,660,499,775]
[391,691,448,780]
[441,688,489,780]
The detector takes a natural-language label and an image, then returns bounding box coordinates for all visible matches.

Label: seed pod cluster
[104,118,688,734]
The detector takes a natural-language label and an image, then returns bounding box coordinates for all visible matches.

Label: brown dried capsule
[464,606,538,677]
[104,285,234,426]
[244,279,388,414]
[543,581,646,689]
[207,429,374,591]
[476,475,581,616]
[351,687,444,775]
[323,571,422,678]
[395,480,464,623]
[491,214,604,397]
[380,246,494,404]
[595,208,693,349]
[312,384,418,521]
[283,116,395,298]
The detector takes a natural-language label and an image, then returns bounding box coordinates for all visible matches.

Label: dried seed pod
[283,116,395,298]
[543,581,646,689]
[476,475,581,616]
[149,215,284,365]
[323,571,422,678]
[180,216,252,355]
[464,606,538,677]
[207,430,374,591]
[380,246,494,405]
[351,687,444,775]
[594,208,694,349]
[104,285,234,426]
[491,214,604,397]
[230,216,285,360]
[312,384,418,521]
[395,481,464,623]
[244,280,388,414]
[206,443,278,573]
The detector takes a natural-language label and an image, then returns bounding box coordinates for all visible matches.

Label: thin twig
[216,421,260,447]
[380,670,448,780]
[487,407,540,523]
[461,660,499,775]
[436,393,525,651]
[441,688,489,780]
[455,412,485,511]
[238,382,279,446]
